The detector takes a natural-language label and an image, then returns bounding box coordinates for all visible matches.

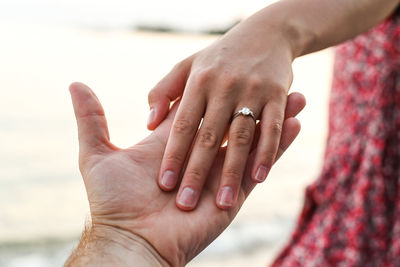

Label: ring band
[232,107,256,122]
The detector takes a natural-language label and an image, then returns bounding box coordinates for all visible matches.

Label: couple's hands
[148,13,296,210]
[66,82,305,266]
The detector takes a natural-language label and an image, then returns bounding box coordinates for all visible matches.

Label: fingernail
[255,165,269,182]
[178,187,196,208]
[147,108,156,126]
[161,170,177,189]
[218,186,234,207]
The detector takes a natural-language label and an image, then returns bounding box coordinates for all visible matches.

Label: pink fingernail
[255,165,269,182]
[147,108,156,126]
[218,186,234,207]
[161,170,177,189]
[178,187,196,208]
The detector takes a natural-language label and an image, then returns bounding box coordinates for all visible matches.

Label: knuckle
[173,60,185,71]
[268,82,288,99]
[220,72,240,91]
[231,127,253,146]
[148,88,159,103]
[263,151,276,167]
[172,58,191,73]
[246,76,264,92]
[165,152,184,166]
[185,168,204,184]
[223,168,242,181]
[173,118,197,135]
[198,127,219,149]
[269,80,287,92]
[268,120,283,135]
[276,90,288,103]
[192,67,215,86]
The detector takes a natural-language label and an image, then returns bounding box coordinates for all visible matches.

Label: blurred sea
[0,1,332,266]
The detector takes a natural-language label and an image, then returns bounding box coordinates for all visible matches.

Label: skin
[147,0,400,211]
[65,82,305,266]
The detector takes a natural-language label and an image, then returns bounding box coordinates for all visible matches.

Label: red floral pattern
[272,15,400,267]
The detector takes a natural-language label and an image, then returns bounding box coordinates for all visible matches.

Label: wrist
[256,1,317,58]
[64,223,170,267]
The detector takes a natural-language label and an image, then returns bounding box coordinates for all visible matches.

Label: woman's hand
[146,0,400,211]
[148,15,295,211]
[66,82,304,266]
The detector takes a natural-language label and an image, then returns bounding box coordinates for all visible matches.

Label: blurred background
[0,0,333,266]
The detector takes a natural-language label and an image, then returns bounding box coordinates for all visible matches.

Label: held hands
[67,82,304,266]
[147,17,296,210]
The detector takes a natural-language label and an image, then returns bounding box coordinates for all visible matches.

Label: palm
[70,82,303,265]
[85,136,241,264]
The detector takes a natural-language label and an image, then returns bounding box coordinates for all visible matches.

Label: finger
[242,117,301,198]
[251,92,305,150]
[69,82,112,159]
[158,90,206,191]
[251,99,286,183]
[137,100,182,164]
[275,117,301,161]
[147,57,193,130]
[216,108,258,209]
[175,102,231,210]
[150,100,181,145]
[284,92,306,119]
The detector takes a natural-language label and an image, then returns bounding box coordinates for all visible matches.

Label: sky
[0,0,277,31]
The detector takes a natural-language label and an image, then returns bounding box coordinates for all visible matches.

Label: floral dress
[271,13,400,267]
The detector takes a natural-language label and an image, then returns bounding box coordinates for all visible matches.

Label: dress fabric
[271,15,400,267]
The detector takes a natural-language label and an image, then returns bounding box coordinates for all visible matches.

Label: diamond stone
[241,107,251,115]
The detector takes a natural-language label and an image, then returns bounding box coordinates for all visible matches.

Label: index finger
[158,90,206,191]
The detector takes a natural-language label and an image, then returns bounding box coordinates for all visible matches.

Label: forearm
[64,224,170,267]
[237,0,400,58]
[277,0,399,56]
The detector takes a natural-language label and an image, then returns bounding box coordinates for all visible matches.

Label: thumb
[69,82,112,160]
[147,56,193,130]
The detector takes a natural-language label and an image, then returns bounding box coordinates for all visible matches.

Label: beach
[0,23,332,266]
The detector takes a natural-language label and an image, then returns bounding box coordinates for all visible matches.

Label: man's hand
[65,82,305,266]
